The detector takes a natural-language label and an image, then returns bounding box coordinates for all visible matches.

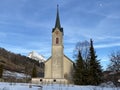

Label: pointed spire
[55,5,61,29]
[52,5,63,34]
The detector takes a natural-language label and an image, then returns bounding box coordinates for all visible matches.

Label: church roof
[45,55,74,64]
[64,55,74,64]
[52,5,63,33]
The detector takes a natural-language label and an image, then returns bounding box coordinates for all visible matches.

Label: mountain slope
[28,51,46,63]
[0,47,44,77]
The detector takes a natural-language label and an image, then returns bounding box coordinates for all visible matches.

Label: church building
[32,6,74,84]
[44,6,74,83]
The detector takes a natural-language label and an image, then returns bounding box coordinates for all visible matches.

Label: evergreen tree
[0,64,3,78]
[32,64,37,78]
[88,39,103,85]
[73,51,85,85]
[83,59,90,85]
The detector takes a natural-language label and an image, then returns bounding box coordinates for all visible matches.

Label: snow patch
[28,51,46,63]
[3,70,31,79]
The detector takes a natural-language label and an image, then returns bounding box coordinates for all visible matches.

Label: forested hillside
[0,47,44,77]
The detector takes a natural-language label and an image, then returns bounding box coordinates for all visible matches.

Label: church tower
[43,6,74,83]
[51,5,64,78]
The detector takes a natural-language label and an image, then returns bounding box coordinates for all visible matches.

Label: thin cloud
[0,32,7,38]
[95,43,120,49]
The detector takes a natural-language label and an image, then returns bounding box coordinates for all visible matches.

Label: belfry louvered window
[56,38,59,44]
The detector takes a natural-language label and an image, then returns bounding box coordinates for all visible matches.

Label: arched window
[56,38,59,44]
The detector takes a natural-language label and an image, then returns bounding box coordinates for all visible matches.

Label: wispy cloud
[95,42,120,49]
[0,32,7,38]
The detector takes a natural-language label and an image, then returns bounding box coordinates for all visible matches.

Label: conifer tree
[0,64,3,78]
[73,51,85,85]
[32,64,37,78]
[88,39,103,85]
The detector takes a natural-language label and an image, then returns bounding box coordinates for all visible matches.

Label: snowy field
[0,82,120,90]
[0,82,39,90]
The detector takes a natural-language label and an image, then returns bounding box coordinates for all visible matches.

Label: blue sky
[0,0,120,70]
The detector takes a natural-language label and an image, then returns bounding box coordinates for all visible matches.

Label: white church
[32,6,74,84]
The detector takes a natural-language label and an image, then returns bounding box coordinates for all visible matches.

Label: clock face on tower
[55,31,59,35]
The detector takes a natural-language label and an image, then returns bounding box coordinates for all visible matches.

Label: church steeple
[55,5,61,29]
[52,5,63,33]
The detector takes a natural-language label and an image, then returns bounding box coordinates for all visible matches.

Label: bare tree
[74,40,90,61]
[107,51,120,72]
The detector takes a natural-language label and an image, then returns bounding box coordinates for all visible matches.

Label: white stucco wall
[45,55,74,81]
[44,58,52,78]
[63,56,74,80]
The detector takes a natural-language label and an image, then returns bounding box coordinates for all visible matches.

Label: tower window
[56,38,59,44]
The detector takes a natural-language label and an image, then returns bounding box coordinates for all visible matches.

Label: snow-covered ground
[43,84,120,90]
[0,82,120,90]
[0,82,40,90]
[3,70,31,79]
